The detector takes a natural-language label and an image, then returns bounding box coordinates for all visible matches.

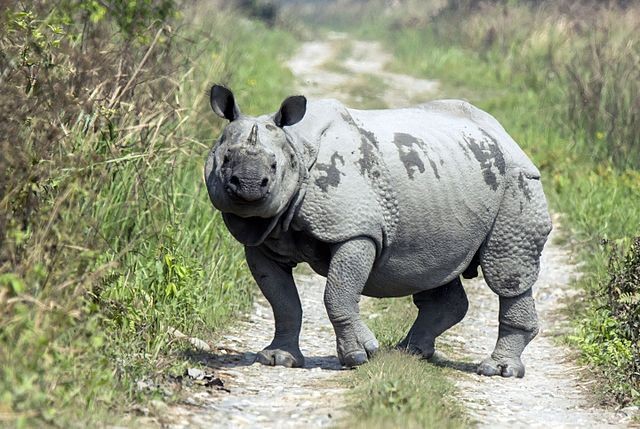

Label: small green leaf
[0,273,26,294]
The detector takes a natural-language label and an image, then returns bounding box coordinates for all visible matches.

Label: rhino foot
[336,321,379,368]
[340,339,379,367]
[477,355,525,378]
[396,338,435,359]
[255,346,304,368]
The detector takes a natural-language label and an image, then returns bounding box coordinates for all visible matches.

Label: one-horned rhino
[204,85,552,378]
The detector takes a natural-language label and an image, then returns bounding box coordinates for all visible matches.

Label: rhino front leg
[245,246,304,368]
[325,237,379,367]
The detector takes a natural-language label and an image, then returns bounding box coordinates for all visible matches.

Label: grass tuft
[339,297,467,429]
[344,350,467,429]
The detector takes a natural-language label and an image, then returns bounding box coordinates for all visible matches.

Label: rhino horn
[248,123,258,146]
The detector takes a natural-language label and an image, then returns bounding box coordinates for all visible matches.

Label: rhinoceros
[204,84,552,378]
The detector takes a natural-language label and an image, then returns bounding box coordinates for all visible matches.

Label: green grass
[340,297,468,429]
[0,3,297,427]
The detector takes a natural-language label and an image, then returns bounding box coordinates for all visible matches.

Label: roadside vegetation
[343,298,468,429]
[0,1,296,426]
[294,0,640,407]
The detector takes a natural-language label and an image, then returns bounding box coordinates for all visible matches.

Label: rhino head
[204,85,307,243]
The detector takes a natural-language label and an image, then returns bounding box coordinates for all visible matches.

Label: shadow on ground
[429,354,479,374]
[182,349,344,371]
[183,347,479,374]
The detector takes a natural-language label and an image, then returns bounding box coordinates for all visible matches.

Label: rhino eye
[223,155,230,165]
[271,162,277,171]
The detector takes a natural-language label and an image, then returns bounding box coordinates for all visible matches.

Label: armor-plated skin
[204,85,552,377]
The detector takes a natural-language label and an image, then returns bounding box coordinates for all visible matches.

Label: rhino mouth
[225,188,272,206]
[222,168,274,204]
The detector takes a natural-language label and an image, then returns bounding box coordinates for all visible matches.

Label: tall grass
[0,1,296,426]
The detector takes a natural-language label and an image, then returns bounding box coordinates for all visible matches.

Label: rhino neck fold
[222,186,307,247]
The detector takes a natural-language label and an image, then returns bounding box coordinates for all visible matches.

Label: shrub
[603,238,640,399]
[572,238,640,404]
[0,0,295,425]
[0,0,176,274]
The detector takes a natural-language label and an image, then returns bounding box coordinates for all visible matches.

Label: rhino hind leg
[477,171,552,378]
[397,277,469,359]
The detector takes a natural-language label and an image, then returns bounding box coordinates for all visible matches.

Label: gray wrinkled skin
[204,85,552,377]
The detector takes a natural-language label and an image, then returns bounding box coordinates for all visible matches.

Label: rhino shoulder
[292,107,399,261]
[284,99,350,168]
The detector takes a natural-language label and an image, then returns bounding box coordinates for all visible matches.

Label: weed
[572,238,640,404]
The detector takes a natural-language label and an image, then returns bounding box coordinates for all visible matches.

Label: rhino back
[417,99,540,177]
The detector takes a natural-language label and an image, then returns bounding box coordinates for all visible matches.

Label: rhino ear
[210,85,240,121]
[274,95,306,128]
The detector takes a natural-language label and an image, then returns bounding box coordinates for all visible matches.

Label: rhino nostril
[260,178,269,188]
[230,175,240,186]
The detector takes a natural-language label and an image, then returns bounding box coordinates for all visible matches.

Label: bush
[0,0,296,425]
[572,238,640,404]
[603,238,640,399]
[0,2,179,425]
[0,0,176,271]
